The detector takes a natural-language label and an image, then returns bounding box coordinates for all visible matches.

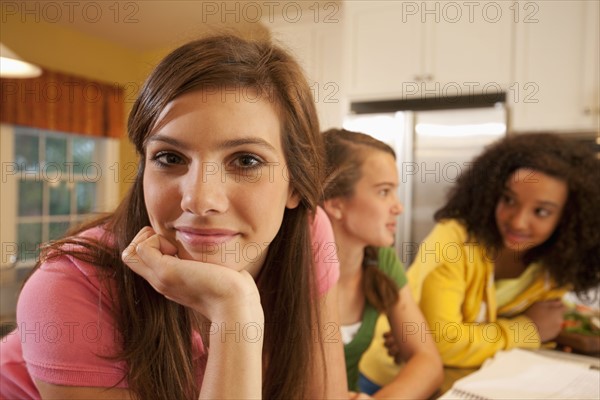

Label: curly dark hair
[435,133,600,295]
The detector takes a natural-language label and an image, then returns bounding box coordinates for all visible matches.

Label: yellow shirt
[495,264,541,309]
[360,220,567,384]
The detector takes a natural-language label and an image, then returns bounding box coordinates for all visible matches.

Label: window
[1,124,120,269]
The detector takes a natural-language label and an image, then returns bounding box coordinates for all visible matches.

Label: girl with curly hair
[0,34,348,399]
[404,133,600,368]
[321,129,443,398]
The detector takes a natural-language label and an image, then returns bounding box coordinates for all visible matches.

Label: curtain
[0,69,124,138]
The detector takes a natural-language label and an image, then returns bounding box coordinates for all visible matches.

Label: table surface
[435,348,600,398]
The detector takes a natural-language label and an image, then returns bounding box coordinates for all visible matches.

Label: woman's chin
[503,239,534,252]
[176,246,224,265]
[176,245,264,276]
[370,236,395,248]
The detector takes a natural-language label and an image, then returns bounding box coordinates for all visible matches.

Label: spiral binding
[448,388,490,400]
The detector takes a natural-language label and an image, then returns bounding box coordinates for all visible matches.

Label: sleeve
[406,221,461,303]
[16,256,128,388]
[419,261,540,368]
[310,206,340,296]
[413,221,541,367]
[377,247,407,289]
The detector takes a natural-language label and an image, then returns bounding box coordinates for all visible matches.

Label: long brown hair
[322,128,400,312]
[39,34,324,399]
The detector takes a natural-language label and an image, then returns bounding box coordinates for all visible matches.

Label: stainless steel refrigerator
[343,105,507,265]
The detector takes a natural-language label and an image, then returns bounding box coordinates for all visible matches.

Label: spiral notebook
[439,349,600,400]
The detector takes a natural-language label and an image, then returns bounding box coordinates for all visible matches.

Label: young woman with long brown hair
[0,34,347,399]
[321,129,443,399]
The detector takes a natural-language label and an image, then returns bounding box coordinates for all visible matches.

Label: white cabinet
[271,1,599,133]
[265,15,345,130]
[345,1,423,99]
[345,1,512,101]
[510,0,599,132]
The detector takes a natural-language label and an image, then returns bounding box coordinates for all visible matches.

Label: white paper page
[444,349,600,400]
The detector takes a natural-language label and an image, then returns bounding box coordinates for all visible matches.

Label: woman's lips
[175,227,239,247]
[504,229,531,244]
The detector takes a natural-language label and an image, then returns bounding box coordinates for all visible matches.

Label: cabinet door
[582,0,600,129]
[345,1,425,98]
[511,1,598,132]
[267,19,345,130]
[346,1,512,100]
[429,6,512,95]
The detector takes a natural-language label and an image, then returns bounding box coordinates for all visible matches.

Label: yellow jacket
[360,220,567,383]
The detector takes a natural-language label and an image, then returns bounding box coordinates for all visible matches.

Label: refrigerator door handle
[397,111,415,266]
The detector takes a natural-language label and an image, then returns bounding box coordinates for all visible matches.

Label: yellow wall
[2,17,144,199]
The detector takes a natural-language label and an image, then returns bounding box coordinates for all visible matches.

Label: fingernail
[122,243,136,260]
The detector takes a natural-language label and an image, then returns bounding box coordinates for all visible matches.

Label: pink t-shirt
[0,207,339,399]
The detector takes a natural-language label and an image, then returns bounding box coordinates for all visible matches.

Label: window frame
[0,123,120,270]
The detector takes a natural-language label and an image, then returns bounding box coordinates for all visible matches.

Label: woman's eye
[501,194,514,205]
[535,208,551,218]
[152,151,184,167]
[231,154,263,169]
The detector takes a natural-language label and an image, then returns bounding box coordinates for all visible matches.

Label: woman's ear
[286,189,301,209]
[322,198,344,220]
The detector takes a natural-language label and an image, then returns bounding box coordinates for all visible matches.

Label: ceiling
[53,0,341,52]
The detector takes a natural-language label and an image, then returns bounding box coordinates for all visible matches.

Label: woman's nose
[391,198,403,215]
[180,161,229,215]
[508,208,528,230]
